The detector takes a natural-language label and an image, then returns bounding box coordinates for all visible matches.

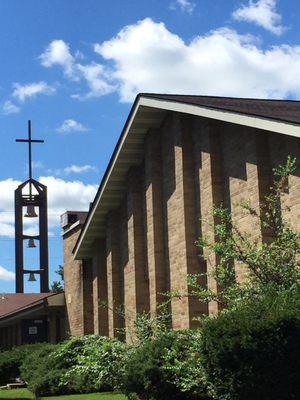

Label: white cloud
[39,39,75,78]
[74,63,115,99]
[39,40,115,99]
[64,165,97,174]
[93,18,300,101]
[0,222,15,238]
[0,177,97,238]
[0,179,19,212]
[56,119,88,133]
[40,18,300,102]
[12,81,56,102]
[172,0,195,14]
[39,176,97,216]
[232,0,285,35]
[2,100,20,115]
[32,161,44,169]
[0,265,15,281]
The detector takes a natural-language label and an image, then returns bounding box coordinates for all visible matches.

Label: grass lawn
[0,389,127,400]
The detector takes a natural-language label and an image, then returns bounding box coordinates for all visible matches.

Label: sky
[0,0,300,293]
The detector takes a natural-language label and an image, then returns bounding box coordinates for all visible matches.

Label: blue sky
[0,0,299,292]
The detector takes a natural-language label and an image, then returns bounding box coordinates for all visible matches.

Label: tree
[50,265,64,293]
[189,156,300,309]
[55,264,64,281]
[50,280,64,293]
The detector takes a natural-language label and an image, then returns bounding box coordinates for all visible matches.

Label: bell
[28,272,36,282]
[24,205,38,218]
[27,238,36,248]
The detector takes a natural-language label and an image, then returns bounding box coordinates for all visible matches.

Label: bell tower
[15,120,49,293]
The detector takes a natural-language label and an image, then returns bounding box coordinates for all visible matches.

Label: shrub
[20,335,127,397]
[20,336,94,396]
[20,343,61,396]
[0,343,52,385]
[123,329,209,400]
[200,288,300,400]
[64,336,129,393]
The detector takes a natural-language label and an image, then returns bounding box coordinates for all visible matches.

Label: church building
[63,94,300,341]
[0,292,66,349]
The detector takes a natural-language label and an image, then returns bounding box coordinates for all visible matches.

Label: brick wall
[63,112,300,341]
[92,239,108,336]
[63,227,85,336]
[144,128,169,317]
[161,114,207,329]
[106,212,124,338]
[124,167,150,341]
[63,226,93,335]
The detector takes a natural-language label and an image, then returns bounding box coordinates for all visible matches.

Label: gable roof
[141,94,300,125]
[0,293,55,319]
[73,93,300,260]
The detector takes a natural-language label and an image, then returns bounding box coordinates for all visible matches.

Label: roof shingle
[141,93,300,125]
[0,293,54,319]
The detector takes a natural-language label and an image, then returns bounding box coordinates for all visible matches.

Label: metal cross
[16,120,44,196]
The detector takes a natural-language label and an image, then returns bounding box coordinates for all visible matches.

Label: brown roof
[0,293,55,319]
[141,93,300,125]
[73,93,300,258]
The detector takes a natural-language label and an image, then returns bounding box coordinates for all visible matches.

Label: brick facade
[92,240,108,336]
[124,167,150,341]
[63,111,300,341]
[63,226,93,336]
[144,129,169,316]
[106,212,124,338]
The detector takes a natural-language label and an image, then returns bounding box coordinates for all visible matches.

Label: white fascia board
[61,220,81,237]
[139,97,300,138]
[74,96,300,259]
[74,99,142,259]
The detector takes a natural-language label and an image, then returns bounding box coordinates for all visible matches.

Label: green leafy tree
[190,156,300,309]
[50,265,64,293]
[56,264,64,281]
[50,280,64,293]
[99,299,171,344]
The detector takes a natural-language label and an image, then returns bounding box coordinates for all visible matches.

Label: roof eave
[73,95,300,260]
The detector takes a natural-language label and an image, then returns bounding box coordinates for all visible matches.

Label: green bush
[20,343,61,396]
[20,336,94,396]
[200,288,300,400]
[20,335,127,397]
[64,336,129,393]
[123,329,209,400]
[0,343,52,385]
[22,336,93,396]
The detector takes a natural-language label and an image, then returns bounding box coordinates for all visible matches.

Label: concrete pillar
[124,167,150,341]
[144,129,168,316]
[106,211,124,338]
[92,239,109,336]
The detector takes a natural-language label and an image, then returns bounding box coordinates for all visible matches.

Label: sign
[28,326,38,335]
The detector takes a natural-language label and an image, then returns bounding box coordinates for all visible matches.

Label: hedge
[200,289,300,400]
